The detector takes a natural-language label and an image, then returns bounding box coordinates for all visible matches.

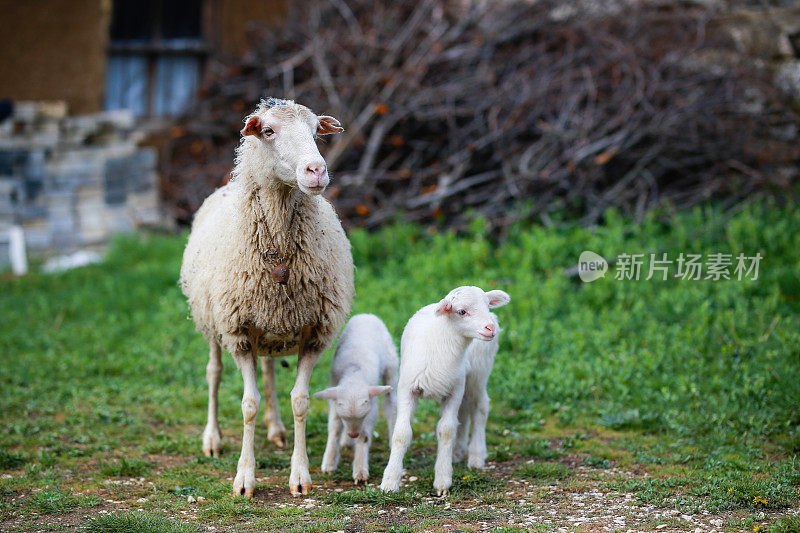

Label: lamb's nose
[348,431,359,439]
[484,324,495,336]
[306,162,326,181]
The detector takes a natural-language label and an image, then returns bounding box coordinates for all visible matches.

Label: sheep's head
[240,98,343,195]
[434,286,510,341]
[314,384,391,439]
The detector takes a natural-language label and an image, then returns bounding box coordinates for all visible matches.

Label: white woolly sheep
[180,98,354,497]
[380,286,510,495]
[314,313,398,484]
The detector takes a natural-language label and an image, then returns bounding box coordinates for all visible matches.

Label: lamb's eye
[456,309,467,316]
[262,127,274,136]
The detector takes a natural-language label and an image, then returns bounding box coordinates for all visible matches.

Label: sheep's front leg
[467,391,490,469]
[434,378,465,496]
[380,389,418,492]
[203,341,223,457]
[233,352,260,497]
[260,357,287,447]
[321,403,342,473]
[353,403,378,484]
[288,332,321,496]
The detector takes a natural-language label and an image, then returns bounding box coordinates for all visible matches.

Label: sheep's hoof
[269,433,287,448]
[233,470,255,497]
[290,483,311,497]
[203,447,221,458]
[232,485,255,498]
[436,488,449,497]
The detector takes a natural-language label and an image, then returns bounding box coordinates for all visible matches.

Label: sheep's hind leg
[453,398,471,464]
[202,341,223,457]
[288,329,321,496]
[233,352,261,497]
[433,377,465,497]
[467,392,490,469]
[261,357,287,447]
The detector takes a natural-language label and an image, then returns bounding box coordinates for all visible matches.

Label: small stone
[197,496,206,502]
[408,476,418,482]
[187,495,196,502]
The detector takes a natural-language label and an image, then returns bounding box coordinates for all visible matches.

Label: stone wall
[0,102,162,265]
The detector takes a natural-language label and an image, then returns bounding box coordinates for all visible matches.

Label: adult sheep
[180,98,354,497]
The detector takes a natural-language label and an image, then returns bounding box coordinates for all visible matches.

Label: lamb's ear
[367,386,392,398]
[241,116,263,137]
[313,387,339,400]
[485,290,510,309]
[317,115,344,135]
[435,298,452,315]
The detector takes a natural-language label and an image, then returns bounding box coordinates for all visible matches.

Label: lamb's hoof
[467,457,486,470]
[379,478,400,493]
[290,483,312,497]
[436,488,449,497]
[353,469,369,485]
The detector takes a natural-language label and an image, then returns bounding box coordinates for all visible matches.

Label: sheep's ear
[313,387,339,400]
[241,116,263,137]
[435,298,452,315]
[367,386,392,398]
[485,290,510,309]
[318,115,344,135]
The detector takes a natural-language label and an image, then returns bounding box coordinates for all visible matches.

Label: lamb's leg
[434,377,465,496]
[382,365,398,442]
[233,352,261,497]
[202,341,223,457]
[260,356,287,447]
[453,398,471,464]
[321,403,342,473]
[353,403,378,484]
[467,391,490,469]
[380,389,418,492]
[288,330,321,497]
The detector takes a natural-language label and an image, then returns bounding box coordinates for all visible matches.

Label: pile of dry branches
[161,0,799,228]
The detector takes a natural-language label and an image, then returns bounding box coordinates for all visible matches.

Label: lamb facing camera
[380,286,510,496]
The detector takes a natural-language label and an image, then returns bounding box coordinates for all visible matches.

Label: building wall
[217,0,288,56]
[0,0,111,115]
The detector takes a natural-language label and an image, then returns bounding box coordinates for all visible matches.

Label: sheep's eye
[456,309,467,316]
[262,127,274,136]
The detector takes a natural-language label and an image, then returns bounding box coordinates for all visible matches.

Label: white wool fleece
[179,98,353,498]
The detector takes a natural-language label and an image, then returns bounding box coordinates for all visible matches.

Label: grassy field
[1,200,799,532]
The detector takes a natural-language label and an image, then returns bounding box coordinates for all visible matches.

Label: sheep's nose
[305,162,327,182]
[484,324,495,336]
[348,431,359,439]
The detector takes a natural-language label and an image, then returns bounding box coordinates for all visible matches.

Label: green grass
[99,457,153,477]
[1,198,799,530]
[81,512,200,533]
[516,461,571,481]
[27,488,100,514]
